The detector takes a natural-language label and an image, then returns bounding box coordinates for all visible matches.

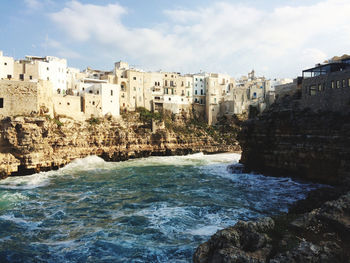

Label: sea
[0,153,321,262]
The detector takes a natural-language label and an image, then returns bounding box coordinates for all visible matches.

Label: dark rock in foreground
[194,188,350,263]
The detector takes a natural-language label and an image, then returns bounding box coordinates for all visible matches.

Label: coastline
[0,115,241,179]
[194,180,350,263]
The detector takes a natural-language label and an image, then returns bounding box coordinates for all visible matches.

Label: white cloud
[24,0,41,10]
[49,0,350,78]
[42,36,81,59]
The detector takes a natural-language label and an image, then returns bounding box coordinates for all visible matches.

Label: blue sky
[1,0,349,78]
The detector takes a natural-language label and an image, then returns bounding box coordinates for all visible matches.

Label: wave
[0,153,240,190]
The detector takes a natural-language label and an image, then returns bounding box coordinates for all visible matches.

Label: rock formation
[194,187,350,262]
[0,113,240,178]
[239,95,350,185]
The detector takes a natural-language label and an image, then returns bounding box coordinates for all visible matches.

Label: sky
[1,0,350,78]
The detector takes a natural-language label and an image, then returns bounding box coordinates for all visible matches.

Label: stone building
[301,57,350,112]
[114,61,145,111]
[0,79,53,118]
[13,55,68,94]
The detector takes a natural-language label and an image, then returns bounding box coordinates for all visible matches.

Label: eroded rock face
[193,217,275,263]
[194,190,350,263]
[238,96,350,185]
[0,116,239,177]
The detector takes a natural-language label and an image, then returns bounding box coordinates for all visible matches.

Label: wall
[0,80,53,118]
[83,93,103,118]
[301,69,350,112]
[0,52,14,80]
[52,95,85,121]
[99,83,120,116]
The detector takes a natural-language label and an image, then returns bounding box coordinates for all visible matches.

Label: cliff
[194,186,350,262]
[239,96,350,185]
[0,112,240,178]
[194,94,350,262]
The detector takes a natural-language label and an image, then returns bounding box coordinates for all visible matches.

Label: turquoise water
[0,153,320,262]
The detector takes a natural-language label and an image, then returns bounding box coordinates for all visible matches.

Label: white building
[0,51,14,80]
[80,79,120,117]
[14,55,68,94]
[193,73,207,98]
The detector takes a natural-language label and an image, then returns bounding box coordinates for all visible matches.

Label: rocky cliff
[0,113,240,178]
[239,96,350,185]
[193,187,350,262]
[194,94,350,262]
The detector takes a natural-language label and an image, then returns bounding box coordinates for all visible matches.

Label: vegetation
[87,117,102,125]
[136,107,163,124]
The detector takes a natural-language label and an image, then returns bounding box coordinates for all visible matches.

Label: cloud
[24,0,41,10]
[49,0,350,78]
[42,36,81,59]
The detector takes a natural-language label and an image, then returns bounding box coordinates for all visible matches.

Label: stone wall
[52,95,85,121]
[0,80,53,118]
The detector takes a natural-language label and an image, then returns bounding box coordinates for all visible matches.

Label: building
[115,61,145,111]
[301,56,350,111]
[0,79,53,118]
[14,55,68,94]
[0,51,14,80]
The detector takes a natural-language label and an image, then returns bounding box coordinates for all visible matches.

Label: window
[169,98,171,101]
[165,88,168,94]
[121,84,125,91]
[165,80,168,86]
[4,62,7,66]
[337,80,340,88]
[165,74,167,77]
[96,91,99,95]
[111,90,113,96]
[29,76,32,80]
[214,98,217,103]
[348,78,350,87]
[253,92,257,98]
[133,77,136,80]
[187,91,189,96]
[201,89,203,95]
[318,84,322,91]
[0,98,3,108]
[89,90,93,94]
[19,74,24,80]
[343,79,346,88]
[195,90,197,95]
[200,99,203,104]
[155,82,157,86]
[47,67,49,71]
[309,85,317,96]
[133,87,136,91]
[7,75,11,79]
[47,77,49,81]
[92,101,95,105]
[67,102,70,106]
[331,81,335,89]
